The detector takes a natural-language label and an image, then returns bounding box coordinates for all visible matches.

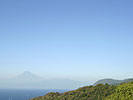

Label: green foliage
[30,84,116,100]
[105,82,133,100]
[30,82,133,100]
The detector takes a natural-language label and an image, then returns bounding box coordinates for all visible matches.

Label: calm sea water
[0,89,68,100]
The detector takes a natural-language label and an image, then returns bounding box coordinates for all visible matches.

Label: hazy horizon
[0,0,133,86]
[0,70,132,82]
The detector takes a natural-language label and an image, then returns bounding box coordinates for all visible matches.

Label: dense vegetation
[30,82,133,100]
[105,82,133,100]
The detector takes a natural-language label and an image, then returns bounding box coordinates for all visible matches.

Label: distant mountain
[1,72,132,89]
[94,78,133,85]
[0,71,82,89]
[122,78,133,83]
[16,71,38,79]
[15,71,42,81]
[93,78,122,85]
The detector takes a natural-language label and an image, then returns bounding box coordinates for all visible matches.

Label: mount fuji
[0,71,82,89]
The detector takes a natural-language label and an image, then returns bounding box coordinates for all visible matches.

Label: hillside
[30,81,133,100]
[93,78,122,85]
[105,81,133,100]
[94,78,133,85]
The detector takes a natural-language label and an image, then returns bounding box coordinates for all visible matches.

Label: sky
[0,0,133,81]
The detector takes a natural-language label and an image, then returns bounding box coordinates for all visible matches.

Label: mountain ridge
[15,71,41,81]
[0,71,133,89]
[0,71,82,89]
[94,78,133,85]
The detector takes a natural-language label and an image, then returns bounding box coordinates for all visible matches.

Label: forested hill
[94,78,133,85]
[30,81,133,100]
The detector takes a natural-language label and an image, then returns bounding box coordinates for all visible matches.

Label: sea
[0,89,68,100]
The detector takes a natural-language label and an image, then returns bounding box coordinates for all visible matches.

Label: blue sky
[0,0,133,81]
